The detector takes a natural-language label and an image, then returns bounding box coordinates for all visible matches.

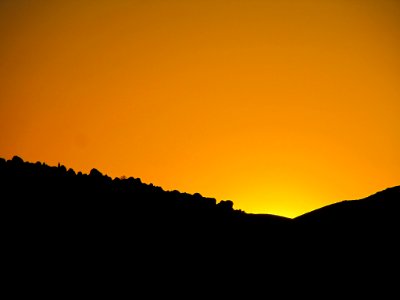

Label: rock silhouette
[1,156,399,295]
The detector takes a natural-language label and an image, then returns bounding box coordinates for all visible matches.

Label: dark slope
[291,185,400,273]
[1,156,292,253]
[0,155,291,229]
[2,155,399,294]
[294,185,400,232]
[1,156,298,294]
[2,155,399,246]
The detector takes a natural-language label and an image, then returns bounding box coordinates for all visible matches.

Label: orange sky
[1,0,399,218]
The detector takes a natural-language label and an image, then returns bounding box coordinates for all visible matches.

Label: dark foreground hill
[1,155,291,243]
[1,156,399,294]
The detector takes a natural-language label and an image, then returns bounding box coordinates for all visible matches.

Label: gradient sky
[1,0,399,218]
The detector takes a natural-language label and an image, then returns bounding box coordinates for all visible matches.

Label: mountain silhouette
[1,156,399,294]
[0,155,291,235]
[294,185,400,227]
[291,185,400,259]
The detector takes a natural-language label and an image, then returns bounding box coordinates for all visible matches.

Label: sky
[1,0,399,218]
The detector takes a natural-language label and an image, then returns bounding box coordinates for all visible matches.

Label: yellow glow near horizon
[1,0,399,218]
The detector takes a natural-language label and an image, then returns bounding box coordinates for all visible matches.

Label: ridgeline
[2,156,399,293]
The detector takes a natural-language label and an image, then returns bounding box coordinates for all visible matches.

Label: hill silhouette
[1,156,399,294]
[1,155,291,239]
[291,185,400,261]
[295,185,400,228]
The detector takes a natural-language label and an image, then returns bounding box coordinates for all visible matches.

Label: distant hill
[293,185,400,243]
[294,185,400,226]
